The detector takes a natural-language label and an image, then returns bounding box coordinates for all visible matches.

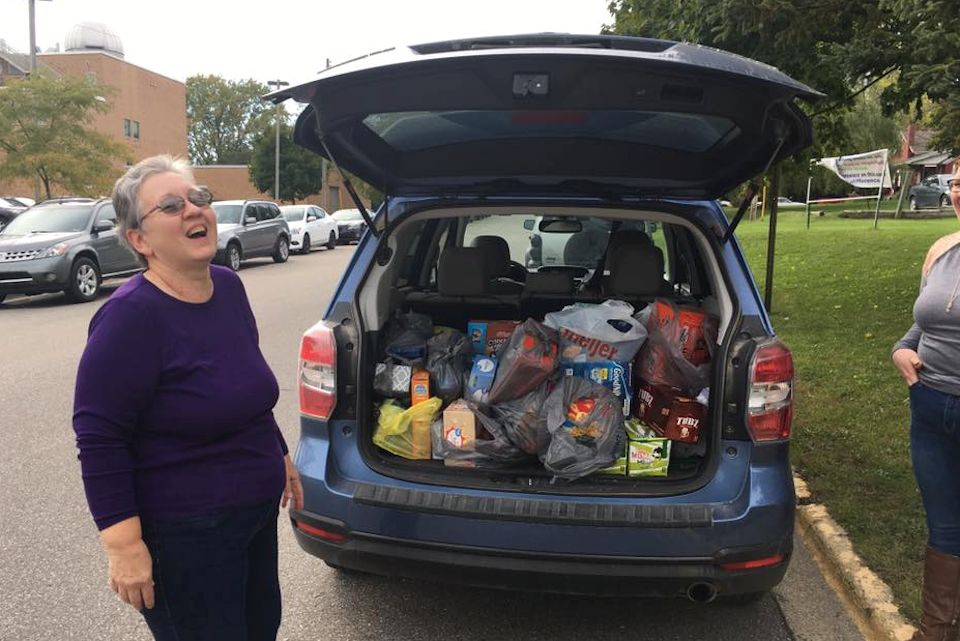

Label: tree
[604,0,960,156]
[248,122,325,203]
[186,75,274,165]
[0,71,130,199]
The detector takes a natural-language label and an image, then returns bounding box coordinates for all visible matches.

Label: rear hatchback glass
[363,110,740,153]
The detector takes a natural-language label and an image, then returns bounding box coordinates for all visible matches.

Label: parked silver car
[909,174,953,210]
[212,200,291,270]
[0,197,141,304]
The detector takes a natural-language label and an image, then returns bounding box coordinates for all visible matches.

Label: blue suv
[274,34,817,602]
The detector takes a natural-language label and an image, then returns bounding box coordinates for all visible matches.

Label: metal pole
[895,168,910,219]
[805,175,813,229]
[267,79,289,201]
[28,0,37,73]
[763,166,781,313]
[873,150,888,230]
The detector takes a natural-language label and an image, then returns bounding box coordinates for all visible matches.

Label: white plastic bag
[544,300,648,363]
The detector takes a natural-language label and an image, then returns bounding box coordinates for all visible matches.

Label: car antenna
[318,138,379,238]
[723,136,785,244]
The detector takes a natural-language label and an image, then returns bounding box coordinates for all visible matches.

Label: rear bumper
[291,509,791,597]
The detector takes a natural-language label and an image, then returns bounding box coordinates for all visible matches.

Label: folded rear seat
[404,247,521,328]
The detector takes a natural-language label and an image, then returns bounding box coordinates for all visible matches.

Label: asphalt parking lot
[0,245,866,640]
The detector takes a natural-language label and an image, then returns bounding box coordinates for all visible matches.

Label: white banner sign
[817,149,892,189]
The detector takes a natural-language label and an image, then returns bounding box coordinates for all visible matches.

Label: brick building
[0,23,356,209]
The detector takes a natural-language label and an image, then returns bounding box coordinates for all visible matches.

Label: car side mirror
[245,216,257,225]
[529,234,542,248]
[307,216,317,222]
[94,220,115,233]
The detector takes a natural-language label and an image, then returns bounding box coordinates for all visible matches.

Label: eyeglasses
[949,179,960,192]
[140,186,214,222]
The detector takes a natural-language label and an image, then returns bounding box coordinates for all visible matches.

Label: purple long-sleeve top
[73,265,287,530]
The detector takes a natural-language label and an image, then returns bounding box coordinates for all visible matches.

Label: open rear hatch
[283,34,816,494]
[271,33,819,200]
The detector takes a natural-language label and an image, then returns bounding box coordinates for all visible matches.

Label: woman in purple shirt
[72,155,302,641]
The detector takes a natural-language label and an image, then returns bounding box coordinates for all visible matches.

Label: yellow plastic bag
[373,398,442,460]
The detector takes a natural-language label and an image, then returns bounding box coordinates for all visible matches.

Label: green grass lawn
[733,209,959,622]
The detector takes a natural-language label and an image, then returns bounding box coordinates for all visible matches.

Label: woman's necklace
[946,271,960,313]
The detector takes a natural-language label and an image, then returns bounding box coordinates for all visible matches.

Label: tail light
[746,340,794,442]
[294,520,348,544]
[719,554,785,571]
[299,321,336,420]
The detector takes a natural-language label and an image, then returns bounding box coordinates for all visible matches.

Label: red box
[635,379,705,444]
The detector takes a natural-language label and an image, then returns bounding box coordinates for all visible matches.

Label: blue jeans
[910,382,960,556]
[140,500,281,641]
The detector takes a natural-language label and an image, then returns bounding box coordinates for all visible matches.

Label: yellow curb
[795,474,917,641]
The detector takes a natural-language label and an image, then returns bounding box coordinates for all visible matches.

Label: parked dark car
[331,208,367,244]
[0,197,141,304]
[909,174,953,210]
[275,34,816,602]
[212,199,291,271]
[0,197,28,233]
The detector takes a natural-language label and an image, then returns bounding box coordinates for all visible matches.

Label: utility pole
[267,79,289,201]
[27,0,52,73]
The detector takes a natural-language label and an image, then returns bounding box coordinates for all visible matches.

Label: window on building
[132,121,140,140]
[328,186,340,211]
[123,119,131,137]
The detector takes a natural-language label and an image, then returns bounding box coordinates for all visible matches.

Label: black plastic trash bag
[426,330,471,401]
[541,376,625,480]
[384,311,433,366]
[433,401,528,468]
[493,384,550,455]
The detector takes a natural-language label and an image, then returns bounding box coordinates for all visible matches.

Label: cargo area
[352,206,734,493]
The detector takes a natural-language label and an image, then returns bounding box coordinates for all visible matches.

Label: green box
[628,438,671,477]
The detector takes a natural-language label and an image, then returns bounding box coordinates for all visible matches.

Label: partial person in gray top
[892,162,960,641]
[893,242,960,396]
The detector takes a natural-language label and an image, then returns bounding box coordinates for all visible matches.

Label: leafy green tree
[0,71,130,199]
[248,122,325,203]
[186,75,273,165]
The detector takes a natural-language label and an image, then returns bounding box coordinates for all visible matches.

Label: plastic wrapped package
[492,384,550,455]
[384,311,434,366]
[634,299,717,391]
[373,397,442,460]
[544,300,648,363]
[487,319,559,404]
[541,376,625,480]
[426,330,471,401]
[434,400,527,468]
[374,361,412,399]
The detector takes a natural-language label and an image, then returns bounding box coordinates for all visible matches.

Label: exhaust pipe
[686,582,718,604]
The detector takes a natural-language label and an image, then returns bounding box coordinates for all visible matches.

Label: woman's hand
[100,518,154,610]
[282,454,304,511]
[892,348,923,386]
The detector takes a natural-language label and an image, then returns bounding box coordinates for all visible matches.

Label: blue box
[465,354,498,404]
[562,360,633,417]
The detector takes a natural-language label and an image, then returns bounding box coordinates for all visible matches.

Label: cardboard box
[410,368,430,406]
[467,320,521,356]
[465,355,497,404]
[635,379,705,444]
[562,360,633,416]
[409,415,432,459]
[628,437,671,477]
[442,400,476,467]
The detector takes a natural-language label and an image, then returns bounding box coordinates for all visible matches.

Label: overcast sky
[0,0,612,87]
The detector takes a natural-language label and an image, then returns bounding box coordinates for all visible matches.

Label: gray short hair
[112,154,195,259]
